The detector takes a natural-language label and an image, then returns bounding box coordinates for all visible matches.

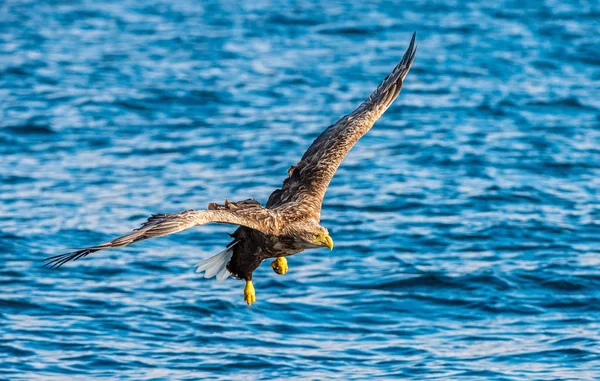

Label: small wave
[359,272,513,292]
[524,97,596,111]
[493,347,596,363]
[2,124,55,135]
[268,14,322,26]
[0,175,35,185]
[540,278,589,291]
[0,344,36,357]
[0,299,42,312]
[315,24,385,36]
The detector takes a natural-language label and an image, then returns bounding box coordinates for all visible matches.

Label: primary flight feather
[45,33,418,305]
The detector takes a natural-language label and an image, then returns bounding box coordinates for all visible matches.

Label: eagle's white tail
[194,242,237,281]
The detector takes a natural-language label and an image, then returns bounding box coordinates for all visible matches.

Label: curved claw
[244,280,256,306]
[271,257,288,275]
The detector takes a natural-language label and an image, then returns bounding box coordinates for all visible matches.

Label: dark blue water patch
[0,298,42,313]
[2,123,55,135]
[540,297,600,312]
[0,175,36,185]
[315,24,386,36]
[0,344,36,358]
[492,348,599,364]
[524,97,597,112]
[267,14,323,27]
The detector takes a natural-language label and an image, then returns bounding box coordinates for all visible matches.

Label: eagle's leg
[271,257,288,275]
[244,279,256,306]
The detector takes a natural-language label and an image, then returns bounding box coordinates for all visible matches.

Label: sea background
[1,0,599,379]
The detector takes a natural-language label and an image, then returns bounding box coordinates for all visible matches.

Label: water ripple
[1,0,599,379]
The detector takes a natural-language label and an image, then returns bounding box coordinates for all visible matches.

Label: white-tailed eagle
[45,33,417,305]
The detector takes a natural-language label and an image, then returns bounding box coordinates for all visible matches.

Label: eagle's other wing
[44,201,279,268]
[267,33,417,218]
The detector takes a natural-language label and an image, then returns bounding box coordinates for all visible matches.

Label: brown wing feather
[267,33,417,218]
[44,201,280,268]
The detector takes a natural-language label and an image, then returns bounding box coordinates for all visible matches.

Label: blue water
[1,0,599,379]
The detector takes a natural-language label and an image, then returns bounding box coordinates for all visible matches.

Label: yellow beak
[323,235,334,250]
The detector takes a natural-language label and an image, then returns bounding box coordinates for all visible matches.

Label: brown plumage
[45,33,417,305]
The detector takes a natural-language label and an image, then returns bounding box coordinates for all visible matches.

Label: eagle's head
[293,222,333,250]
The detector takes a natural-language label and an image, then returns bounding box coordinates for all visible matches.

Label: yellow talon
[244,280,256,306]
[271,257,288,275]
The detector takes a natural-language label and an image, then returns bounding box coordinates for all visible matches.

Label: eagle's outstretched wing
[44,200,279,268]
[267,33,417,218]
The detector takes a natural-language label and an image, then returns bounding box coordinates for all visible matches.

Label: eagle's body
[45,34,417,305]
[215,199,310,281]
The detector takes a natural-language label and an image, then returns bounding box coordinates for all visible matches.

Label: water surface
[1,0,599,379]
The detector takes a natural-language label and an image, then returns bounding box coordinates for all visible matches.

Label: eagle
[44,33,417,305]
